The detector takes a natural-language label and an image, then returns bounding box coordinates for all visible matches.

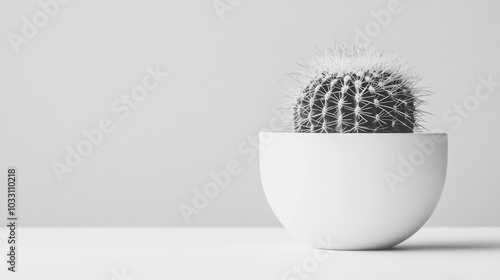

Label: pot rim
[260,131,447,136]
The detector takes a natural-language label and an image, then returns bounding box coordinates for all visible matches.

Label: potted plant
[259,44,448,250]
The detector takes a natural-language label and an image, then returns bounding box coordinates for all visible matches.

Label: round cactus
[283,44,427,133]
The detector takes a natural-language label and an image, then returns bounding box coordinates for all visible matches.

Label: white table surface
[0,227,499,280]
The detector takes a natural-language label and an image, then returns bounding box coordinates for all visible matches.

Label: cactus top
[283,44,427,133]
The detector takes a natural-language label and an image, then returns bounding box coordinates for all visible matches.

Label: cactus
[283,44,427,133]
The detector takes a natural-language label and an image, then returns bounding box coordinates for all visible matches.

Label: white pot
[259,132,448,250]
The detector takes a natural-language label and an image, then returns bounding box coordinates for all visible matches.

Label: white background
[0,0,499,227]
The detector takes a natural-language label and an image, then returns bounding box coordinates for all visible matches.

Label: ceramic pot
[259,132,448,250]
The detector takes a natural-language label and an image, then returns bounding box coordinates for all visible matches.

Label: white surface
[0,227,499,279]
[260,132,448,249]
